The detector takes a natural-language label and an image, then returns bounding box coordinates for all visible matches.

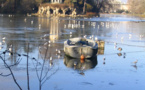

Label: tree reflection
[0,42,59,90]
[0,50,22,90]
[36,42,59,90]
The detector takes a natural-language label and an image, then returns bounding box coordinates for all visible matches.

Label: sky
[121,0,127,3]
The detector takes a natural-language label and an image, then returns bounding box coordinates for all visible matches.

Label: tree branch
[0,73,11,77]
[27,43,30,90]
[0,55,22,90]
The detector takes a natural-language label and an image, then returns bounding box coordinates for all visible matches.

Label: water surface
[0,14,145,90]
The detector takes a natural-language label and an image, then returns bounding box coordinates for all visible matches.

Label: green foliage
[42,0,50,3]
[86,3,93,12]
[78,0,83,5]
[0,0,6,3]
[35,0,43,4]
[0,0,38,13]
[0,0,15,13]
[72,0,77,3]
[125,11,129,13]
[64,0,73,6]
[20,0,37,13]
[116,9,125,13]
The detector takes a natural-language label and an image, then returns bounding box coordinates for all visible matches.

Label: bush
[86,12,97,17]
[116,9,125,13]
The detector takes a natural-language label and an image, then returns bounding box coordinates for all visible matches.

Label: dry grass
[137,14,145,18]
[86,12,97,17]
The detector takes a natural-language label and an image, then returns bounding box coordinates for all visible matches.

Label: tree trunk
[83,0,86,14]
[14,0,21,11]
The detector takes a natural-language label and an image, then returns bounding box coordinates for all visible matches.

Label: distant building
[120,2,128,11]
[106,0,128,13]
[51,0,63,4]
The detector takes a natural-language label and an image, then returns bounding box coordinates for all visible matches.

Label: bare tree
[0,50,22,90]
[26,43,30,90]
[36,43,58,90]
[128,0,145,14]
[0,42,58,90]
[83,0,86,14]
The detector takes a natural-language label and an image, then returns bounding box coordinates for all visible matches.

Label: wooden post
[96,40,105,55]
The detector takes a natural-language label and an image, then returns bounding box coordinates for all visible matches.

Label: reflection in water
[64,55,97,75]
[116,52,126,58]
[132,65,137,70]
[117,53,122,56]
[49,17,61,41]
[96,41,105,55]
[37,17,65,60]
[0,14,145,89]
[38,42,64,61]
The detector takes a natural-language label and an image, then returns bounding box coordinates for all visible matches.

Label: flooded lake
[0,14,145,90]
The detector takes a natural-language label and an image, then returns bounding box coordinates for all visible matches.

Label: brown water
[0,14,145,90]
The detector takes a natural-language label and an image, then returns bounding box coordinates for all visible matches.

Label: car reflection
[64,55,97,72]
